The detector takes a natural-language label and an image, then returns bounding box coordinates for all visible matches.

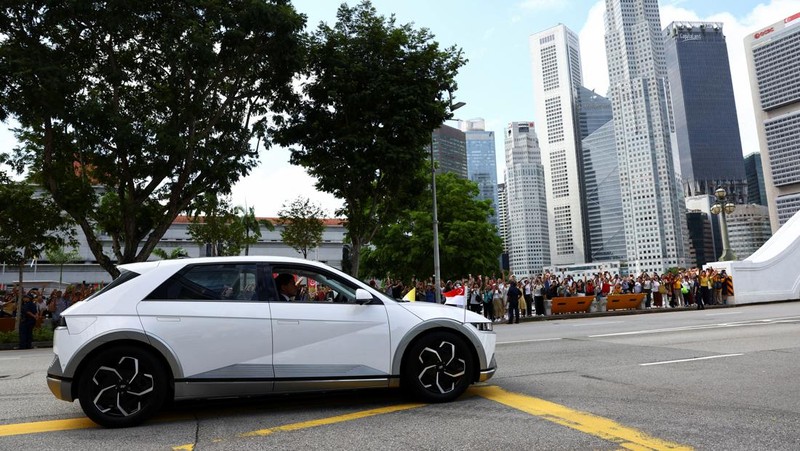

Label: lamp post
[431,100,465,303]
[710,187,737,261]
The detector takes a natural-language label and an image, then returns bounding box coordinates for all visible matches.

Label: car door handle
[156,317,181,322]
[276,320,300,325]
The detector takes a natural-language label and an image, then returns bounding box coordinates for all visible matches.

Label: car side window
[270,266,359,303]
[146,263,261,301]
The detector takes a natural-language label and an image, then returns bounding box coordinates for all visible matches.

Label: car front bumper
[46,355,74,402]
[478,355,497,382]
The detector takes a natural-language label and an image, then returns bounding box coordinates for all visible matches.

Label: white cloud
[518,0,567,11]
[578,0,800,156]
[229,146,342,218]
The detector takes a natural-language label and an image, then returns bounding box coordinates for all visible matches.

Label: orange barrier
[550,296,595,314]
[606,293,645,311]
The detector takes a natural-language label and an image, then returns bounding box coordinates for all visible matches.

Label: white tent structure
[705,210,800,304]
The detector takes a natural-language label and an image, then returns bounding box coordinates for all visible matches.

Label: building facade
[497,182,509,251]
[1,217,347,286]
[604,0,690,274]
[431,124,468,178]
[727,204,772,260]
[744,152,767,206]
[530,24,587,266]
[460,119,499,228]
[663,22,747,203]
[744,12,800,231]
[582,120,627,262]
[504,122,550,276]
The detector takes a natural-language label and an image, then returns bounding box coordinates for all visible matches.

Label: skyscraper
[744,152,767,206]
[663,22,746,203]
[604,0,689,274]
[460,119,499,228]
[530,24,587,266]
[582,120,627,262]
[504,122,550,276]
[431,124,467,178]
[744,12,800,231]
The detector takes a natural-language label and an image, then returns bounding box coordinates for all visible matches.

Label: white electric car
[47,257,496,428]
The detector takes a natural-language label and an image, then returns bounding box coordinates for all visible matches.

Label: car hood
[398,301,488,323]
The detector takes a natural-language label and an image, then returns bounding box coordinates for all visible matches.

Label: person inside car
[275,273,297,301]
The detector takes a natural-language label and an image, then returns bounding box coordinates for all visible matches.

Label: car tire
[77,346,168,428]
[402,331,474,402]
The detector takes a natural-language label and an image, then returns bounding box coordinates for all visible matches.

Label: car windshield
[83,270,140,302]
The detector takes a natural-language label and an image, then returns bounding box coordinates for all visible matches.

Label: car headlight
[470,321,493,332]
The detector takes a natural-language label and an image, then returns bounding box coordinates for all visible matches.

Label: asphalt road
[1,302,799,450]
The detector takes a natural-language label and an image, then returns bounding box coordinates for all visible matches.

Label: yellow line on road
[471,386,692,451]
[0,417,98,437]
[240,402,427,437]
[170,402,427,450]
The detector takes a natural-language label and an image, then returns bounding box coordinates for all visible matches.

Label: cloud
[230,146,342,217]
[578,0,800,156]
[518,0,566,11]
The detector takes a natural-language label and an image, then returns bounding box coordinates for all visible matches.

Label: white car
[47,257,496,428]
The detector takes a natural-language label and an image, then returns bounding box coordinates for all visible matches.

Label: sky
[1,0,798,217]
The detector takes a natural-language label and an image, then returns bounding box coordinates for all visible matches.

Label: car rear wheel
[402,331,474,402]
[78,346,167,428]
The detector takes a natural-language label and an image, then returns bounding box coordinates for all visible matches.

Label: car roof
[118,256,331,274]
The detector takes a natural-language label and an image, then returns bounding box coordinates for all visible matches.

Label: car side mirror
[355,288,374,305]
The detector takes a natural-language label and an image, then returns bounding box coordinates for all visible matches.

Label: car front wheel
[77,346,167,428]
[402,331,474,402]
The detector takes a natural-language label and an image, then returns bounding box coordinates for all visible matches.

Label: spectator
[506,281,521,325]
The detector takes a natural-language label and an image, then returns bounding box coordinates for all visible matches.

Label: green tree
[152,247,189,260]
[187,193,247,257]
[278,197,325,259]
[0,1,306,278]
[0,182,75,329]
[241,206,274,256]
[361,172,502,282]
[44,246,81,284]
[274,1,466,276]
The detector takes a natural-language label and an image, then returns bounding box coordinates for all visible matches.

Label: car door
[137,262,274,394]
[268,264,391,390]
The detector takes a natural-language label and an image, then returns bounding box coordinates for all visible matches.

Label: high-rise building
[530,24,587,266]
[604,0,690,274]
[431,124,467,178]
[504,122,550,276]
[727,204,772,259]
[663,22,747,203]
[686,210,715,267]
[460,119,499,228]
[497,182,509,251]
[582,120,627,262]
[578,86,614,140]
[744,152,767,206]
[744,12,800,231]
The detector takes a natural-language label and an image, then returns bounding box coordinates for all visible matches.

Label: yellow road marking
[0,417,98,437]
[471,386,692,450]
[170,402,427,450]
[241,402,426,437]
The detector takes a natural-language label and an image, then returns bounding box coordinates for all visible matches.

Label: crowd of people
[1,283,101,322]
[380,266,734,323]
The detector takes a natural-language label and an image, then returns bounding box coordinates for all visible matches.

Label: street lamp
[710,187,737,261]
[431,100,465,303]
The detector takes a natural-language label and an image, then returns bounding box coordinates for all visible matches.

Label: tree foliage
[361,172,502,282]
[277,197,325,259]
[44,246,81,284]
[152,247,189,260]
[242,206,274,256]
[0,0,306,277]
[274,0,466,276]
[0,182,75,328]
[187,193,247,257]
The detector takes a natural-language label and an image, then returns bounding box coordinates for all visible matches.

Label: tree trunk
[350,239,361,279]
[14,264,23,332]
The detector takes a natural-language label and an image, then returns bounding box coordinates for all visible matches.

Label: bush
[0,326,54,344]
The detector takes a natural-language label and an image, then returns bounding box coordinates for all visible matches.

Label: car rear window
[83,269,140,302]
